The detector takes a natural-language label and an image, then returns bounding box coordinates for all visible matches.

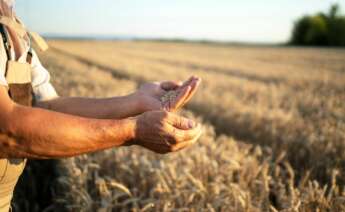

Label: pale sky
[15,0,344,43]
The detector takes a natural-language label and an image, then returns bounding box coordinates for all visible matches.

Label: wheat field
[17,41,345,211]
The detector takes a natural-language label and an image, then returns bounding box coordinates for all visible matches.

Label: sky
[15,0,344,43]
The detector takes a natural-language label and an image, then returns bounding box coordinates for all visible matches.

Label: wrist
[121,116,137,146]
[128,92,145,114]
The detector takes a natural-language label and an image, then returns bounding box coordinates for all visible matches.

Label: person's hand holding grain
[135,76,201,112]
[128,110,202,154]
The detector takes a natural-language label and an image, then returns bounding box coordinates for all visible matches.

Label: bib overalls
[0,16,48,212]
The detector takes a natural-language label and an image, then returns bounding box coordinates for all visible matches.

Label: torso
[0,23,33,212]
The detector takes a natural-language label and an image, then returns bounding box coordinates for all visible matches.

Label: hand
[129,111,202,154]
[135,76,201,112]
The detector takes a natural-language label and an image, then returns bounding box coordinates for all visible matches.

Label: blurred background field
[11,1,345,211]
[12,40,345,211]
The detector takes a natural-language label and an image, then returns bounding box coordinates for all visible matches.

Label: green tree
[290,4,345,46]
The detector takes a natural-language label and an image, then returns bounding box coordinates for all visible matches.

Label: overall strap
[26,34,33,64]
[0,22,33,65]
[0,23,34,107]
[0,16,26,37]
[0,16,49,52]
[0,24,11,60]
[0,24,11,76]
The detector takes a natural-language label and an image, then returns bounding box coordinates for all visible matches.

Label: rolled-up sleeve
[0,74,7,87]
[30,50,59,101]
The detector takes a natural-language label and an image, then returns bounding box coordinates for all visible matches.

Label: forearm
[0,104,135,159]
[36,93,142,119]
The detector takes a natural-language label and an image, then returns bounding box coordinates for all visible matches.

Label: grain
[21,40,345,211]
[160,90,178,103]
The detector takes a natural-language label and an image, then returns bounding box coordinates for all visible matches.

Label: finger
[162,85,191,111]
[170,129,202,151]
[182,76,195,87]
[166,112,196,130]
[170,85,191,110]
[164,123,202,145]
[165,122,202,143]
[160,81,182,91]
[180,78,201,108]
[170,139,193,152]
[183,77,200,92]
[178,76,200,99]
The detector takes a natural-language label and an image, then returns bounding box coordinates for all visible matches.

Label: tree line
[290,4,345,46]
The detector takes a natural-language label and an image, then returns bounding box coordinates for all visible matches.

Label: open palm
[137,76,201,112]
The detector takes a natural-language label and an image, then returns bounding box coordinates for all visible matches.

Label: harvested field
[15,41,345,211]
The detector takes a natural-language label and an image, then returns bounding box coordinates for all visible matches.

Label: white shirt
[0,35,58,101]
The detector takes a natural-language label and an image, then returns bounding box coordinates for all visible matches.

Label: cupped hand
[130,111,202,154]
[136,76,201,112]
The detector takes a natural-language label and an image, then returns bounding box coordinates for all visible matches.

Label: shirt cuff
[32,82,59,101]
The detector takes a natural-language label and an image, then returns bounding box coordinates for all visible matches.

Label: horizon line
[42,33,287,45]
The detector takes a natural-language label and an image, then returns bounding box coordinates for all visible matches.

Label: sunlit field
[17,40,345,211]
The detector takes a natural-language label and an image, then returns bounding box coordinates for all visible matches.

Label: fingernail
[188,120,195,128]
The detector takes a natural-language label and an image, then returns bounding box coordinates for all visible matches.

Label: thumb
[167,113,196,130]
[161,81,182,91]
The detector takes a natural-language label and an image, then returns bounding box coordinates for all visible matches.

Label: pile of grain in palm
[161,90,178,103]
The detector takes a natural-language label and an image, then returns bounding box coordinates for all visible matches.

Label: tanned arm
[0,87,135,159]
[36,77,201,119]
[0,86,202,159]
[36,94,142,119]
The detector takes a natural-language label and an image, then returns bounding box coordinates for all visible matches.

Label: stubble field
[24,40,345,211]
